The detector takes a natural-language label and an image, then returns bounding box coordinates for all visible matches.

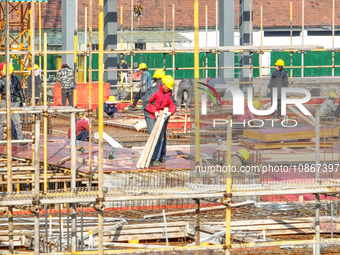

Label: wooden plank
[203,216,340,227]
[119,222,188,229]
[144,201,255,219]
[110,226,184,236]
[231,223,314,231]
[107,232,187,241]
[240,139,335,150]
[144,108,169,168]
[243,126,339,142]
[105,242,175,248]
[288,105,315,126]
[136,112,163,168]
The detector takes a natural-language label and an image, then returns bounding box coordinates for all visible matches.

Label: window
[264,31,300,37]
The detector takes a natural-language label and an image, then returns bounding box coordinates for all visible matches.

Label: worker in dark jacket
[57,63,75,106]
[127,63,151,110]
[0,64,27,145]
[68,116,89,141]
[103,95,119,119]
[144,75,176,166]
[267,59,289,117]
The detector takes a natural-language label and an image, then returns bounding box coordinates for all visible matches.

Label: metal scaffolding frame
[0,0,339,254]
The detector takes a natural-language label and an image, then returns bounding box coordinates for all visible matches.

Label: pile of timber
[108,221,189,242]
[242,126,339,149]
[201,216,340,244]
[0,221,189,249]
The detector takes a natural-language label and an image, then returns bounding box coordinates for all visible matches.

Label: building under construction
[0,0,340,254]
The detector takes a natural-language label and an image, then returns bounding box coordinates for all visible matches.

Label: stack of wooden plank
[199,216,340,243]
[108,222,189,242]
[242,126,339,149]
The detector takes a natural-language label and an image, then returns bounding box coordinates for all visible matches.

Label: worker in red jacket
[68,115,89,141]
[143,75,176,166]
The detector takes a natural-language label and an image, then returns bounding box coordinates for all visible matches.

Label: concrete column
[104,0,118,91]
[219,0,234,81]
[239,0,253,90]
[62,0,77,66]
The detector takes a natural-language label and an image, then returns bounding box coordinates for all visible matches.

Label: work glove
[164,112,172,118]
[155,111,160,118]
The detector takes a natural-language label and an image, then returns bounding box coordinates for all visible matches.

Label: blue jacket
[104,103,118,117]
[139,71,152,93]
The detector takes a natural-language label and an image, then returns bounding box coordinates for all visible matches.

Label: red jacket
[68,118,89,138]
[236,106,256,122]
[146,84,176,119]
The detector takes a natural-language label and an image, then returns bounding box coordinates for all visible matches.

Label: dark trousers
[132,90,143,108]
[145,116,168,160]
[62,89,74,106]
[334,104,340,118]
[271,98,282,117]
[76,130,89,141]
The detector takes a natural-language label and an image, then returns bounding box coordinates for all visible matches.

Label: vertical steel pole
[70,112,76,251]
[301,0,304,78]
[194,0,200,166]
[43,33,48,192]
[163,0,166,47]
[315,110,320,255]
[332,0,335,89]
[31,0,35,106]
[130,0,134,103]
[215,0,218,77]
[259,6,263,100]
[39,0,42,68]
[205,5,208,79]
[290,2,293,85]
[74,28,78,106]
[225,116,232,255]
[84,7,88,83]
[172,4,175,79]
[4,1,13,252]
[195,199,200,245]
[34,115,41,255]
[98,0,105,253]
[88,0,93,186]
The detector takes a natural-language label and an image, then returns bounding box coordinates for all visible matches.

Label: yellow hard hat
[237,148,250,162]
[161,75,174,90]
[3,64,14,75]
[253,99,261,109]
[329,92,338,99]
[153,69,165,79]
[275,59,284,66]
[34,64,40,69]
[106,95,118,104]
[139,63,147,70]
[121,60,125,63]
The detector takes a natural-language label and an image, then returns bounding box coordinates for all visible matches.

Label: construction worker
[267,59,289,117]
[237,99,261,123]
[68,115,89,141]
[103,95,119,119]
[120,60,128,83]
[143,75,176,166]
[152,69,165,86]
[127,63,151,110]
[224,148,249,168]
[57,63,75,106]
[26,64,43,104]
[0,64,27,145]
[319,92,338,118]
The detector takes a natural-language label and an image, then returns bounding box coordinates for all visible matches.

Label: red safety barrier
[54,83,111,110]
